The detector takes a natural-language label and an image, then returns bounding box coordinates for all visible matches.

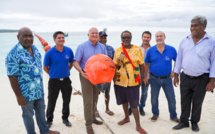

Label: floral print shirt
[5,43,44,102]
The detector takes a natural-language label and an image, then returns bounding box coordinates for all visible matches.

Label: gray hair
[191,15,207,26]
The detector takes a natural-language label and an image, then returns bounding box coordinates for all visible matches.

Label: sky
[0,0,215,32]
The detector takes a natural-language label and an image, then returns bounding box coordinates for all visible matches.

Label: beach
[0,68,215,134]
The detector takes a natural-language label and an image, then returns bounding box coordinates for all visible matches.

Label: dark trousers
[46,77,72,122]
[179,72,209,123]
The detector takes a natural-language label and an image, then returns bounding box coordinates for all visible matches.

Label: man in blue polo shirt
[5,27,59,134]
[74,27,107,134]
[143,31,179,123]
[43,31,74,128]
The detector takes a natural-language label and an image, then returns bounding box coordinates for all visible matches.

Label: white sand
[0,68,215,134]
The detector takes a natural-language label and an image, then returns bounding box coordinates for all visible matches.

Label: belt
[182,72,207,79]
[50,77,69,81]
[150,72,170,79]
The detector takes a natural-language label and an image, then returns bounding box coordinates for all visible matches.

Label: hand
[81,69,88,79]
[16,95,26,106]
[206,80,215,92]
[174,76,179,87]
[170,72,175,79]
[143,77,148,85]
[139,78,142,86]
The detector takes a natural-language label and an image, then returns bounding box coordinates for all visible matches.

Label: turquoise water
[1,31,215,77]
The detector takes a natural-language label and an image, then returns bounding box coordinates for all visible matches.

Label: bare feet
[46,130,60,134]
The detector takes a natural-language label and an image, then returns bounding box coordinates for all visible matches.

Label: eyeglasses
[122,36,131,39]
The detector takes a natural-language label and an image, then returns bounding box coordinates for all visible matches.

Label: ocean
[1,31,215,78]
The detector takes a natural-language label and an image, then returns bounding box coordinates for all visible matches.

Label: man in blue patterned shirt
[5,27,59,134]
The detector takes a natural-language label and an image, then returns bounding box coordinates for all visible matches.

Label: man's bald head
[155,31,166,45]
[88,27,99,45]
[17,27,33,49]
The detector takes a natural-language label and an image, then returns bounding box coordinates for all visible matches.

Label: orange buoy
[85,54,115,86]
[44,45,51,52]
[34,33,48,47]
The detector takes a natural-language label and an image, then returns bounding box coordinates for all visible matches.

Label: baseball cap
[99,31,108,37]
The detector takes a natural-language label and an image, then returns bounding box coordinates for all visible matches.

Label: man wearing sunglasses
[113,30,147,134]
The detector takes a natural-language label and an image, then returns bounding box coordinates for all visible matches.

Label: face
[121,32,132,46]
[142,33,151,45]
[88,28,99,42]
[190,20,206,37]
[155,31,165,45]
[17,29,33,49]
[99,35,107,45]
[54,34,65,46]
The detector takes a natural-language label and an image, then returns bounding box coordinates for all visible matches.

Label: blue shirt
[74,40,107,69]
[145,44,177,76]
[174,33,215,77]
[5,43,44,102]
[105,44,115,59]
[43,46,74,78]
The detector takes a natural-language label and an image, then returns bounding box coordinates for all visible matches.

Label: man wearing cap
[94,31,115,117]
[43,31,74,128]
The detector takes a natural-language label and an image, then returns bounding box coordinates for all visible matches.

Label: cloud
[0,0,214,32]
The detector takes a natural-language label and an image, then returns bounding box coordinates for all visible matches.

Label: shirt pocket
[195,45,211,58]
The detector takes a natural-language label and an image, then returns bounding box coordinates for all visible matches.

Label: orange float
[85,54,115,92]
[34,33,49,47]
[44,45,51,52]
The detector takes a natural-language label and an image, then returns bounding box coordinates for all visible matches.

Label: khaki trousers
[79,73,99,126]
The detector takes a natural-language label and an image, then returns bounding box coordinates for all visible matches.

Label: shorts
[114,84,139,108]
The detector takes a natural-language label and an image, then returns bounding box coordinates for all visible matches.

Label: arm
[173,73,179,87]
[139,63,144,85]
[43,66,49,74]
[8,76,26,106]
[74,60,87,79]
[170,62,176,78]
[143,63,150,85]
[206,78,215,92]
[69,62,73,70]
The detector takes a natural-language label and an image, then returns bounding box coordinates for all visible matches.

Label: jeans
[149,74,177,119]
[21,97,49,134]
[139,82,149,109]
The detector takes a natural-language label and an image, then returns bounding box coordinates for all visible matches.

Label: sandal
[105,110,114,116]
[118,120,130,125]
[137,129,148,134]
[95,111,99,117]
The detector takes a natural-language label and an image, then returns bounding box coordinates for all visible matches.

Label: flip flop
[95,111,99,117]
[118,120,130,125]
[105,110,114,116]
[137,129,148,134]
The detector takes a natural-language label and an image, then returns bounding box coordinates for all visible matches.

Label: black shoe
[139,108,145,116]
[192,123,199,132]
[63,119,72,127]
[47,121,52,128]
[129,108,132,115]
[173,122,189,130]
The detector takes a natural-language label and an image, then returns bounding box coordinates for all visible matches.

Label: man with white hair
[173,15,215,132]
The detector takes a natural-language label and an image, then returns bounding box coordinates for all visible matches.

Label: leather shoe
[86,126,94,134]
[47,121,52,128]
[173,122,189,130]
[192,123,199,132]
[63,119,72,127]
[170,118,180,123]
[151,115,158,122]
[93,119,103,125]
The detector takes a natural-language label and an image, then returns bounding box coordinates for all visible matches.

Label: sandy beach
[0,68,215,134]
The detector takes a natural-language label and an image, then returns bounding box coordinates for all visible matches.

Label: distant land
[0,29,18,33]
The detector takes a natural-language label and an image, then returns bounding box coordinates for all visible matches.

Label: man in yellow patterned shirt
[113,30,147,134]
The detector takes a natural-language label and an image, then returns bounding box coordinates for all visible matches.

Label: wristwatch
[141,76,145,78]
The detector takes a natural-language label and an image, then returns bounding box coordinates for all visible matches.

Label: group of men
[5,15,215,134]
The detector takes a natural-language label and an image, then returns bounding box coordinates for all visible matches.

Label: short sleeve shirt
[43,46,74,78]
[113,45,144,87]
[5,43,44,102]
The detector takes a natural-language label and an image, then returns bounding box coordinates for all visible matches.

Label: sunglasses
[122,36,131,39]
